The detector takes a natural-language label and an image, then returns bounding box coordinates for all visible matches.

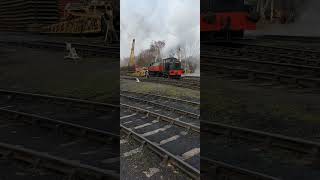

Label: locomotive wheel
[163,73,168,78]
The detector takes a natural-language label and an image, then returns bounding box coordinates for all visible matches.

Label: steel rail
[120,76,200,90]
[202,41,320,70]
[262,35,320,43]
[0,108,120,179]
[121,103,199,133]
[120,75,200,84]
[120,94,200,120]
[150,80,199,90]
[201,54,320,73]
[182,76,200,81]
[120,90,200,106]
[150,77,200,85]
[151,76,200,83]
[202,47,320,66]
[201,63,320,88]
[0,108,119,142]
[202,40,320,55]
[121,124,200,180]
[0,142,119,180]
[201,157,281,180]
[121,118,279,180]
[0,89,119,111]
[0,40,118,51]
[202,120,320,157]
[0,40,119,57]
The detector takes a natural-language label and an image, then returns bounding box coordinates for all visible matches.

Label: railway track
[202,41,320,61]
[120,101,282,180]
[120,90,200,179]
[201,55,320,87]
[120,91,281,179]
[201,42,320,89]
[0,89,119,132]
[129,91,320,180]
[202,43,320,66]
[182,76,201,81]
[261,35,320,44]
[120,90,200,125]
[201,158,280,180]
[121,90,199,106]
[0,40,119,58]
[0,90,120,179]
[201,120,320,180]
[120,103,200,179]
[120,76,200,90]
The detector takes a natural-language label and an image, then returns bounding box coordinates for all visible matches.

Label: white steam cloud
[120,0,200,60]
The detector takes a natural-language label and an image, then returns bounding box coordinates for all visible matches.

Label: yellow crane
[127,39,147,77]
[128,38,136,72]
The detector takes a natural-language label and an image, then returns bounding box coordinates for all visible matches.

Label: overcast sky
[120,0,200,60]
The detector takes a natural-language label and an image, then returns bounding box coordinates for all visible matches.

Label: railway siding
[0,40,119,58]
[0,89,119,132]
[120,90,200,179]
[202,120,320,180]
[201,42,320,89]
[0,108,119,179]
[120,76,200,90]
[120,92,200,120]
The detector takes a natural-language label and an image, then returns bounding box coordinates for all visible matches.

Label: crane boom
[128,39,136,72]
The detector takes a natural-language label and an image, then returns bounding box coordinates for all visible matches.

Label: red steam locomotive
[148,57,184,78]
[201,0,259,39]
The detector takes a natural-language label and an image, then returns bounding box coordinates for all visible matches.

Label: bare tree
[121,39,200,74]
[121,40,166,67]
[150,40,166,59]
[167,40,200,73]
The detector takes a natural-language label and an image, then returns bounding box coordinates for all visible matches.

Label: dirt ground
[0,44,119,103]
[201,74,320,140]
[120,79,200,102]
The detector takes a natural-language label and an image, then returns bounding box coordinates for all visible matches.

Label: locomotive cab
[163,58,184,79]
